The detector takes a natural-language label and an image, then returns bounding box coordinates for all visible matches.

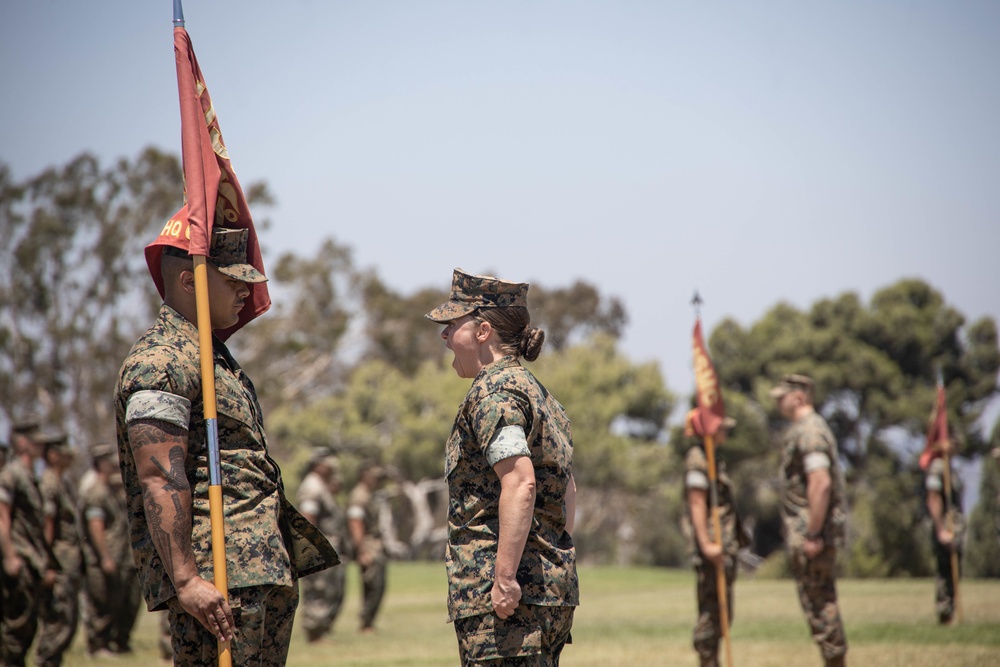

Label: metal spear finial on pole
[173,0,185,27]
[692,290,703,318]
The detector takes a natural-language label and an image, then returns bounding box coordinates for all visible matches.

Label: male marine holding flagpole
[114,223,338,665]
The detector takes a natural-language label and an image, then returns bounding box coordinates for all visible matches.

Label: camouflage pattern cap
[769,374,815,398]
[90,442,117,461]
[41,431,71,452]
[164,227,267,284]
[424,268,529,323]
[10,416,41,439]
[308,447,340,472]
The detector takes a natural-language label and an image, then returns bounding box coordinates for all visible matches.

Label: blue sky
[2,1,998,443]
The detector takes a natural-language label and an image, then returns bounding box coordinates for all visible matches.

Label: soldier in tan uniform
[682,413,745,667]
[771,375,848,667]
[426,268,579,666]
[347,461,388,633]
[921,440,964,624]
[114,226,338,666]
[36,431,84,667]
[79,443,138,656]
[0,419,48,667]
[297,449,348,642]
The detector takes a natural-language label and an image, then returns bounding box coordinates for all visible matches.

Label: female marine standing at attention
[425,268,579,667]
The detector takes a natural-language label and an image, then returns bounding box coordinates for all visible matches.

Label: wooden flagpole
[704,433,734,667]
[175,1,232,663]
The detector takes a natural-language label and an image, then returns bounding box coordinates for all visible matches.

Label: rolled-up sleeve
[125,390,191,430]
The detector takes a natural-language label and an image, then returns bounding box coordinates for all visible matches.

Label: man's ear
[178,268,197,294]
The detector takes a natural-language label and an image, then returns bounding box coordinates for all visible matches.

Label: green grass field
[62,563,1000,666]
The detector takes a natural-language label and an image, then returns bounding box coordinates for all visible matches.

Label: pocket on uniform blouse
[214,378,256,429]
[456,612,541,661]
[445,433,461,479]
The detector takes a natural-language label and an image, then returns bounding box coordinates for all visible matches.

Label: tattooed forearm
[129,419,188,452]
[147,446,194,563]
[170,493,194,564]
[151,446,191,493]
[143,488,174,576]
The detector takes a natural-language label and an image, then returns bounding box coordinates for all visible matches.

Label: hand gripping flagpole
[691,293,734,667]
[173,1,233,665]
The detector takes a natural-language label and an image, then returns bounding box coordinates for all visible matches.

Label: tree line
[2,149,998,575]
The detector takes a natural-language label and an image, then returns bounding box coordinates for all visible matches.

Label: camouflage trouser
[693,558,736,666]
[0,564,42,667]
[788,545,847,663]
[158,610,173,661]
[114,565,142,651]
[82,563,141,653]
[932,539,962,623]
[299,561,346,640]
[454,605,575,666]
[167,584,298,667]
[359,556,387,630]
[35,570,81,667]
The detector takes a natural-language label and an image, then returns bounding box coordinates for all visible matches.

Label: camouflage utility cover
[445,356,579,621]
[681,446,743,562]
[0,458,48,572]
[779,411,847,548]
[425,268,529,323]
[114,305,338,611]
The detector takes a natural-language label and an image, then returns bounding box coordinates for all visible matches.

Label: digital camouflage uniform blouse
[681,446,743,564]
[0,458,48,573]
[79,476,132,568]
[114,305,337,612]
[298,472,347,554]
[445,356,579,622]
[40,467,83,575]
[779,411,847,548]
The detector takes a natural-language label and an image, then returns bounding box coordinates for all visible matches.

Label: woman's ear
[476,320,492,343]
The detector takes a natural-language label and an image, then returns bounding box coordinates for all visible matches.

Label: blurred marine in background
[682,413,746,667]
[771,374,848,667]
[35,431,83,667]
[297,449,348,643]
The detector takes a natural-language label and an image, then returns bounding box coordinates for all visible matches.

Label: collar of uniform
[159,304,239,372]
[471,355,521,383]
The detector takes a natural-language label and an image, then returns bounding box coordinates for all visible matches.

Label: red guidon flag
[691,318,726,437]
[920,382,949,470]
[144,25,270,341]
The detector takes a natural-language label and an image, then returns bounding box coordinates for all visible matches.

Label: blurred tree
[269,332,675,564]
[529,280,628,351]
[704,279,999,574]
[965,423,1000,577]
[0,150,182,443]
[0,150,277,447]
[530,335,675,565]
[234,237,359,414]
[355,273,449,376]
[355,276,629,374]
